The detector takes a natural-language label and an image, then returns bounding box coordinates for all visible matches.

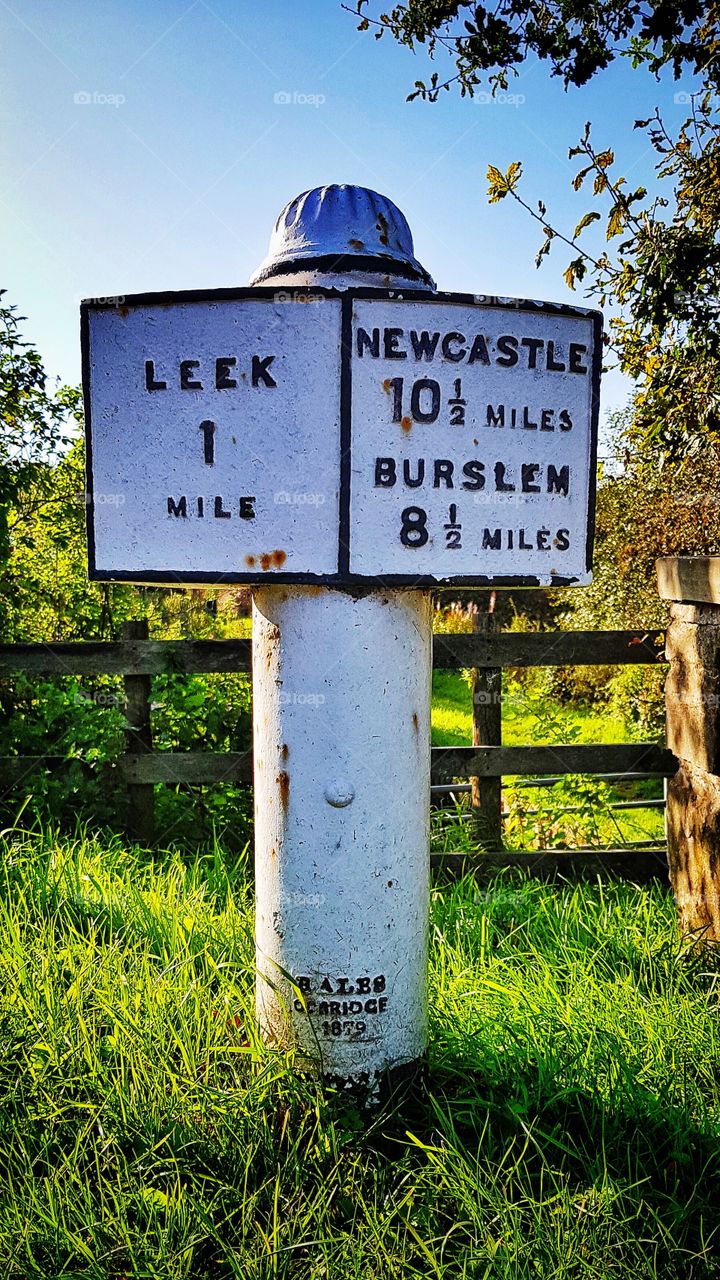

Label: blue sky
[1,0,693,435]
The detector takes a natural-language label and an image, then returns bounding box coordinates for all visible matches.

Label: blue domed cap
[250,184,435,287]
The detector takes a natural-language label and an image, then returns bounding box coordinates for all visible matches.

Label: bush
[607,664,666,741]
[0,665,253,849]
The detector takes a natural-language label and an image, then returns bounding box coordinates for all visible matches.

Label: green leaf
[574,211,601,237]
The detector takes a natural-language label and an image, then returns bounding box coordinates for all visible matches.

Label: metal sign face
[347,295,600,586]
[82,291,342,583]
[82,288,601,587]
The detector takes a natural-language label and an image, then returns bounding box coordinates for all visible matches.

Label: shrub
[607,664,666,741]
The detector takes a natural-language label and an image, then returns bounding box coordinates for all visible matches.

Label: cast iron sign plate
[82,287,601,587]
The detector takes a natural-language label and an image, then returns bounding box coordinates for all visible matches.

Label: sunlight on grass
[431,670,628,747]
[0,827,718,1277]
[431,671,666,849]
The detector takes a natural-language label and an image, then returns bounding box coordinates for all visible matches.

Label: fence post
[122,619,154,845]
[470,602,503,849]
[658,556,720,941]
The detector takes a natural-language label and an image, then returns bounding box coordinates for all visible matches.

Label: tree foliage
[352,1,719,96]
[487,100,720,457]
[354,2,720,460]
[558,418,720,630]
[0,291,78,565]
[353,1,720,629]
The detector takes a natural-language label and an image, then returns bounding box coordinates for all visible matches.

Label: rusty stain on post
[277,770,290,810]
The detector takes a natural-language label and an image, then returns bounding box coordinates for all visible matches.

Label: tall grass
[1,824,720,1278]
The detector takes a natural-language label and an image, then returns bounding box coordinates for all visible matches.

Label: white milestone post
[249,188,437,1093]
[81,183,602,1099]
[252,586,432,1089]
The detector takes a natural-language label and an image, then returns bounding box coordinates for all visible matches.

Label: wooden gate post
[658,557,720,941]
[470,600,503,849]
[122,619,155,846]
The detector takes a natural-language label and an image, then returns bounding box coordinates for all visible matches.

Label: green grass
[1,826,720,1278]
[431,671,665,849]
[431,671,628,748]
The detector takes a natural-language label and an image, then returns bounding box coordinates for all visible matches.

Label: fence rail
[0,638,252,678]
[433,629,667,669]
[0,625,673,877]
[0,629,666,678]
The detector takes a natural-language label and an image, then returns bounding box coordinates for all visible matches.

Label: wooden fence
[0,621,676,879]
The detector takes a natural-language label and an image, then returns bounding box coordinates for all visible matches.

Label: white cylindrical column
[249,184,437,1095]
[253,586,432,1090]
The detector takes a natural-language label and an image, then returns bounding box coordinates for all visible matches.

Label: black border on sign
[338,296,353,577]
[586,309,603,575]
[81,286,602,589]
[80,301,97,583]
